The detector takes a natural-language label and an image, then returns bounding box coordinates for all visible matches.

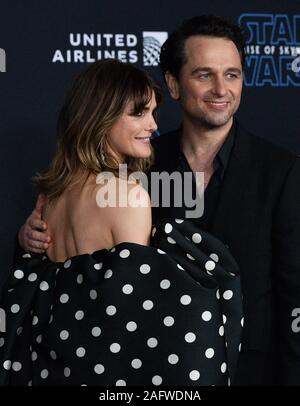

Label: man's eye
[198,74,210,80]
[227,73,238,79]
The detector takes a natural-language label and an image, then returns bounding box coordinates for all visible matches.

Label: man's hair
[160,15,246,79]
[34,59,162,202]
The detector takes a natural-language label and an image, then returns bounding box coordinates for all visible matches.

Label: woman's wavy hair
[34,59,162,202]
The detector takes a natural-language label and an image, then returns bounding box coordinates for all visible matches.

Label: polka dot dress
[0,219,243,386]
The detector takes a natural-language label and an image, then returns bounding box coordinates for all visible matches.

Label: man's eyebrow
[191,67,212,75]
[225,67,242,74]
[191,66,242,75]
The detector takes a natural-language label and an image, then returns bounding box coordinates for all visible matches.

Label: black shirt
[150,121,236,229]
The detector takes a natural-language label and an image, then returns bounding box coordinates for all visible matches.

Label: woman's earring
[100,146,106,164]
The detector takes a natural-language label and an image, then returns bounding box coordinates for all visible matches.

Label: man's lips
[205,100,230,110]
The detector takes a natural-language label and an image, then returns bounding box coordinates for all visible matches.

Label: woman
[0,59,242,386]
[34,59,160,260]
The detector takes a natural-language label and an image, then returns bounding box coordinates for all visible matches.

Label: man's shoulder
[236,121,298,167]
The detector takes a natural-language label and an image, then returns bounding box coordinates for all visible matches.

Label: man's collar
[213,119,236,178]
[152,119,237,175]
[179,120,237,176]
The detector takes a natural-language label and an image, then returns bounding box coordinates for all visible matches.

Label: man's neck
[181,117,233,159]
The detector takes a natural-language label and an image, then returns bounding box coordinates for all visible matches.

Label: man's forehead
[183,36,242,66]
[184,35,238,53]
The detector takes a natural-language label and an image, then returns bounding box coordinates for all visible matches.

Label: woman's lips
[134,137,151,144]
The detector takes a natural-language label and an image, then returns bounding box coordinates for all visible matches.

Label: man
[18,16,300,385]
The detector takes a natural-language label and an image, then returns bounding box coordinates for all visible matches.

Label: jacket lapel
[210,122,259,244]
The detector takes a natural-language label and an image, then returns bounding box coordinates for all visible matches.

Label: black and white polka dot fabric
[0,219,243,386]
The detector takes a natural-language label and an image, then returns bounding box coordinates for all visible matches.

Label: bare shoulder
[94,178,152,246]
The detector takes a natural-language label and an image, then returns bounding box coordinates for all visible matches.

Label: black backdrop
[0,0,300,285]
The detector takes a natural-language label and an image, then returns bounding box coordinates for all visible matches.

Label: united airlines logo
[239,14,300,86]
[51,32,168,67]
[143,32,168,66]
[0,48,6,72]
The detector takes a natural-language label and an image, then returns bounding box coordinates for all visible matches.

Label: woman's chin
[131,147,152,159]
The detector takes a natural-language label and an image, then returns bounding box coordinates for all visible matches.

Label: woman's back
[43,173,152,262]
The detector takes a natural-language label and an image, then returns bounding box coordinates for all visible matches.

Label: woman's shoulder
[94,175,151,210]
[91,176,151,246]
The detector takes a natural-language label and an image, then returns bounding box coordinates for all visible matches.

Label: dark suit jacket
[150,121,300,385]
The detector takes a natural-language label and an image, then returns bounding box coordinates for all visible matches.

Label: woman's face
[107,91,158,163]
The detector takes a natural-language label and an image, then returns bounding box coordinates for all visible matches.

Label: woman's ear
[165,72,180,100]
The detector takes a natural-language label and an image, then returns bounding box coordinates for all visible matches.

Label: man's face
[166,36,243,129]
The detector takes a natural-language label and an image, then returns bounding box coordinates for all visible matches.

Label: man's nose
[211,77,227,97]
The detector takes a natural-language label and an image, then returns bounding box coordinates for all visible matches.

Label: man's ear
[165,71,180,100]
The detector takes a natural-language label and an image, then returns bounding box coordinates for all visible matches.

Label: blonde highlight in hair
[33,59,162,201]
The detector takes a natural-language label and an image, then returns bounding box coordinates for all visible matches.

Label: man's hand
[18,194,51,253]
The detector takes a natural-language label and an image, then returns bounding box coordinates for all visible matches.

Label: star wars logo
[239,14,300,86]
